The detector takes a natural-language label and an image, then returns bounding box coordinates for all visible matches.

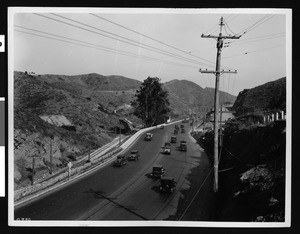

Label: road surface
[15,122,214,221]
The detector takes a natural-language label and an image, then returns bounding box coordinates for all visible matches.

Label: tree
[132,77,170,127]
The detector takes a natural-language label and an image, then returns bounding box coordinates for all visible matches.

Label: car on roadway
[159,177,177,193]
[171,136,177,143]
[163,145,171,154]
[180,124,184,129]
[128,149,140,161]
[164,142,171,147]
[160,125,164,129]
[181,128,186,133]
[150,165,166,178]
[179,140,187,152]
[113,155,127,167]
[144,132,153,141]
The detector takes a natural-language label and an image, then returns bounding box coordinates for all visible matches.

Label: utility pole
[199,17,240,192]
[119,126,121,146]
[88,142,91,162]
[49,137,53,174]
[28,153,40,185]
[219,103,223,148]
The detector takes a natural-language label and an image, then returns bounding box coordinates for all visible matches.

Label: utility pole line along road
[199,17,240,193]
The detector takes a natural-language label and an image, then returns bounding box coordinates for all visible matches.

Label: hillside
[13,71,236,189]
[163,79,236,117]
[13,71,143,189]
[232,77,286,116]
[193,120,286,222]
[192,76,287,222]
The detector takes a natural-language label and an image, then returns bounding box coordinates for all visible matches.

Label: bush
[67,154,77,161]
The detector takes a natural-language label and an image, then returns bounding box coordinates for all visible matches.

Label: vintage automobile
[144,132,153,141]
[181,128,186,133]
[163,145,171,154]
[113,155,127,167]
[150,165,166,178]
[171,136,177,143]
[159,177,177,193]
[128,149,140,161]
[182,119,189,123]
[179,140,187,152]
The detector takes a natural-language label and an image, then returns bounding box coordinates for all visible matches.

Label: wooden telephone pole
[199,17,240,192]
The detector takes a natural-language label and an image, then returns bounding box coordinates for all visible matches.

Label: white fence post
[281,111,285,120]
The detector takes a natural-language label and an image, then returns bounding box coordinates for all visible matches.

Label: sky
[11,8,290,96]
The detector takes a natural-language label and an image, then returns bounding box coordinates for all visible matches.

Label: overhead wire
[237,14,275,36]
[222,44,285,60]
[223,18,239,36]
[234,32,285,42]
[226,14,240,24]
[227,72,231,94]
[33,13,216,69]
[90,13,219,67]
[178,165,214,221]
[14,27,200,70]
[232,73,237,95]
[50,13,218,68]
[225,34,285,47]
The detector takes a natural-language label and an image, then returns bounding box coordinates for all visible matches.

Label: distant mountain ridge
[163,79,236,116]
[32,72,142,91]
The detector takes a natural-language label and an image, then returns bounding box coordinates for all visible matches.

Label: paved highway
[14,122,214,221]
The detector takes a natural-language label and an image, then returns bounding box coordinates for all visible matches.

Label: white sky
[11,8,290,96]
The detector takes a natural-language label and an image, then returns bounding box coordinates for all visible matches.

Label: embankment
[192,120,286,222]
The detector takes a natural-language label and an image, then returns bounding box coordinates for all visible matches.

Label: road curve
[14,122,214,221]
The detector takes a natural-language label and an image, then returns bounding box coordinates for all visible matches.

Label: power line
[52,13,218,67]
[225,34,285,47]
[203,15,235,37]
[226,14,240,24]
[91,13,225,68]
[224,18,239,35]
[238,15,275,36]
[14,28,200,70]
[223,23,231,36]
[235,32,285,42]
[35,13,217,66]
[222,44,285,60]
[90,13,218,67]
[203,23,220,35]
[231,73,236,95]
[237,15,270,35]
[223,44,285,59]
[178,166,214,221]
